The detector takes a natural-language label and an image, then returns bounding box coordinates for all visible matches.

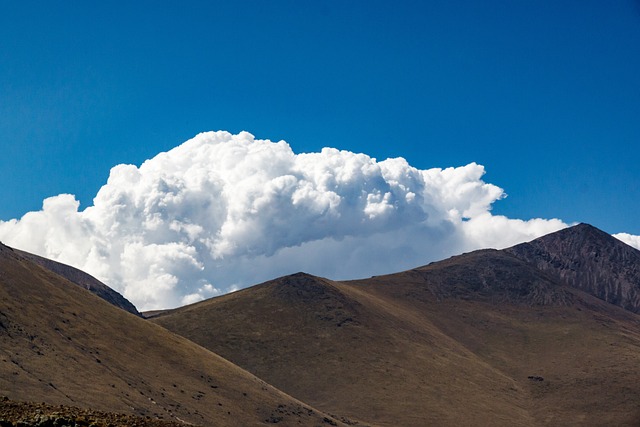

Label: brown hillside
[153,232,640,426]
[0,243,343,426]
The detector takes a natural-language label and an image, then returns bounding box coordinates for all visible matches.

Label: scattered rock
[0,397,190,427]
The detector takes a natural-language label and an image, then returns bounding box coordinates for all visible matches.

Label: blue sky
[2,0,640,235]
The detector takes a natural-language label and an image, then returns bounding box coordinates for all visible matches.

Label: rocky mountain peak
[504,223,640,312]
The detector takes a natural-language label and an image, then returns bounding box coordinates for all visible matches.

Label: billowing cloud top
[0,131,580,310]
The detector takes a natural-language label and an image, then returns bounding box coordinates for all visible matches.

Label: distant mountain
[0,242,343,426]
[505,223,640,312]
[153,224,640,426]
[12,246,141,317]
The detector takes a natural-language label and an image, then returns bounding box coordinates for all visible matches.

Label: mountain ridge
[153,223,640,426]
[5,224,640,426]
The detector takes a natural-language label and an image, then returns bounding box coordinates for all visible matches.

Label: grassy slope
[357,251,640,426]
[152,252,640,426]
[0,244,342,427]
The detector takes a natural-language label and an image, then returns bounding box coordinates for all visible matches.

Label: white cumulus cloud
[614,233,640,250]
[0,131,573,310]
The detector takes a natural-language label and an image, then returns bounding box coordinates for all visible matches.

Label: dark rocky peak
[504,223,640,312]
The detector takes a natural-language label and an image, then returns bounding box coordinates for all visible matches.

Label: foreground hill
[0,243,342,426]
[152,225,640,426]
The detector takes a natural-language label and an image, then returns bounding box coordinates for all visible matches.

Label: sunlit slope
[0,243,342,427]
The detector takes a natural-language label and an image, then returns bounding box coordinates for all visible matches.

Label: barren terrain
[153,225,640,426]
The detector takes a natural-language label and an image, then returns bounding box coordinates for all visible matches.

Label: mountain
[12,247,141,317]
[152,224,640,426]
[505,223,640,312]
[0,242,343,426]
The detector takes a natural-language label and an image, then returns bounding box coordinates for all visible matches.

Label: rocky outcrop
[0,396,187,427]
[504,223,640,313]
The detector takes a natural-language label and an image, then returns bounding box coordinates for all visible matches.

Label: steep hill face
[13,247,140,317]
[153,227,640,426]
[505,223,640,312]
[0,242,342,427]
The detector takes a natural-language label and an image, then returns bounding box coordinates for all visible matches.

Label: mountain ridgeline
[2,224,640,426]
[152,224,640,426]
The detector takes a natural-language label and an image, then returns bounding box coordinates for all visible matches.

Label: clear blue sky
[2,0,639,235]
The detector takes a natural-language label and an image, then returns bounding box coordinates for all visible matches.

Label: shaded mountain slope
[505,223,640,312]
[0,242,342,427]
[12,247,140,317]
[153,229,640,426]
